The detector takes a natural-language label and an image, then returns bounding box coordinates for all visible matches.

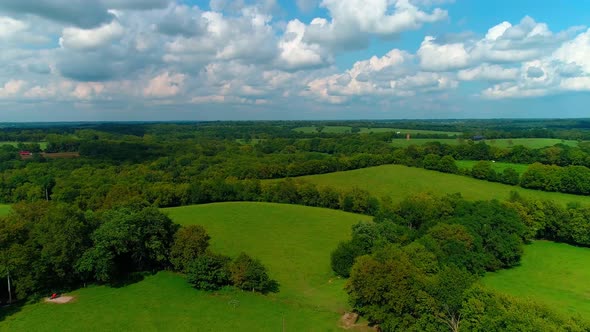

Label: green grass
[456,160,530,175]
[483,241,590,319]
[0,141,48,149]
[0,205,10,217]
[293,165,590,206]
[391,138,580,149]
[294,126,460,136]
[483,138,579,149]
[391,138,466,147]
[1,202,371,331]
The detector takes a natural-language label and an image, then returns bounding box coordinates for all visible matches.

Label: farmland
[0,202,371,331]
[456,160,530,174]
[0,141,48,149]
[293,126,461,136]
[391,138,581,149]
[293,164,590,206]
[484,241,590,319]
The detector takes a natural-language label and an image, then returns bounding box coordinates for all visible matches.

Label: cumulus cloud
[277,19,329,70]
[458,64,519,81]
[59,20,124,50]
[418,36,470,71]
[0,17,27,39]
[144,72,185,98]
[0,79,26,98]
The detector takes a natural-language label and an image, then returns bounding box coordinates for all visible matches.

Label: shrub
[229,253,279,293]
[186,253,231,291]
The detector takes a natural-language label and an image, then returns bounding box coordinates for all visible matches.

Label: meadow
[0,202,371,331]
[391,138,580,149]
[456,160,530,174]
[293,165,590,206]
[293,126,461,136]
[483,241,590,319]
[0,142,48,149]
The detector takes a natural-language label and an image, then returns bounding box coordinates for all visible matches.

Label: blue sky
[0,0,589,121]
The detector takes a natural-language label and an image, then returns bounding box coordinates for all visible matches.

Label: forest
[1,119,590,331]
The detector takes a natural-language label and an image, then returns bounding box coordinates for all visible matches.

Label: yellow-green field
[0,141,48,149]
[293,165,590,206]
[0,205,10,217]
[484,241,590,319]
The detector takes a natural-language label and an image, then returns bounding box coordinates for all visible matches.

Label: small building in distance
[19,151,32,156]
[472,135,486,141]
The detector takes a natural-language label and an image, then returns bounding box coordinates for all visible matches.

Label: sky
[0,0,590,121]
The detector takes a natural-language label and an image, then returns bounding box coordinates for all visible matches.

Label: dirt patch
[45,296,75,304]
[340,312,359,329]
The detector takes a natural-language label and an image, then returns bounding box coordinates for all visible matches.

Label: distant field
[0,205,10,216]
[391,138,580,149]
[0,141,48,149]
[484,241,590,319]
[293,165,590,206]
[1,202,371,331]
[391,138,465,147]
[294,126,460,136]
[456,160,530,175]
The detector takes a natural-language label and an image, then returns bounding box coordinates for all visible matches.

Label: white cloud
[418,36,470,71]
[278,19,328,70]
[60,20,124,50]
[0,79,26,98]
[0,17,27,39]
[458,64,519,81]
[144,72,186,98]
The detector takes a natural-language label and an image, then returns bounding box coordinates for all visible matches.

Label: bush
[170,225,210,272]
[331,241,364,277]
[229,253,279,293]
[186,253,231,291]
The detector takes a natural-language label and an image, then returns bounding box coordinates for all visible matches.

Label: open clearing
[0,205,10,217]
[1,202,370,331]
[294,126,460,136]
[456,160,530,175]
[483,241,590,319]
[0,141,48,149]
[293,165,590,206]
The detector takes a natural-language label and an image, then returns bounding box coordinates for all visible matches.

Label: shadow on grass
[0,301,24,323]
[109,271,155,288]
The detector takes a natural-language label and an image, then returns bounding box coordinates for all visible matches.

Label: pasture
[391,138,580,149]
[294,165,590,206]
[1,202,371,331]
[456,160,530,174]
[293,126,461,136]
[483,241,590,319]
[0,141,48,150]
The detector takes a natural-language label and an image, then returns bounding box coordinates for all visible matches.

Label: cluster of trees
[332,194,589,331]
[0,201,276,304]
[521,162,590,195]
[171,225,278,293]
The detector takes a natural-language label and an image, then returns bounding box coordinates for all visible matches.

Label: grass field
[0,141,48,149]
[456,160,530,174]
[293,165,590,206]
[484,241,590,319]
[1,202,371,331]
[0,205,10,217]
[391,138,580,149]
[293,126,460,136]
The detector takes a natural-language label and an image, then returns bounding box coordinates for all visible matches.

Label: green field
[391,138,466,147]
[0,205,10,217]
[294,126,460,136]
[456,160,530,174]
[293,165,590,206]
[391,138,580,149]
[0,141,48,149]
[1,202,371,331]
[484,241,590,319]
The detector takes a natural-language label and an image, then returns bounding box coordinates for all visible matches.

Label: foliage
[229,253,279,294]
[170,225,210,272]
[186,252,231,291]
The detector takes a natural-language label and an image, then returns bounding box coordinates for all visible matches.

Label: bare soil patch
[45,296,75,304]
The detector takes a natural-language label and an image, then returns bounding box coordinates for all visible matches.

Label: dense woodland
[1,120,590,331]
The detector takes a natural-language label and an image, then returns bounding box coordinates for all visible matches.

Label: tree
[186,253,231,291]
[170,225,210,272]
[229,253,279,293]
[438,155,458,174]
[500,167,520,185]
[429,266,475,332]
[331,241,364,277]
